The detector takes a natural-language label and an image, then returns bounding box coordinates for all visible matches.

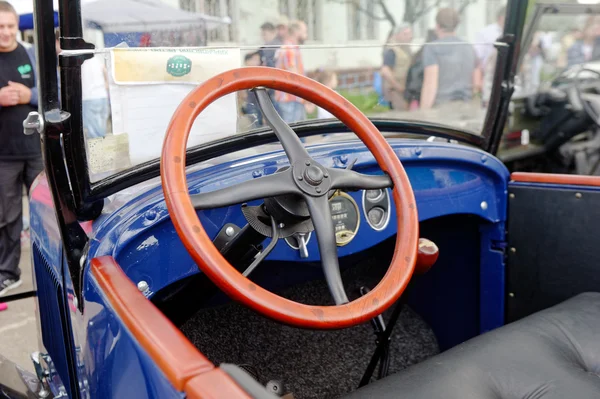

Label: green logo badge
[17,64,32,76]
[166,55,192,77]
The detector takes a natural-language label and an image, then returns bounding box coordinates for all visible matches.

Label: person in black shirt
[0,1,43,297]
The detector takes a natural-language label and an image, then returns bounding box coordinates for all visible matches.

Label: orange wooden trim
[185,369,251,399]
[161,66,419,329]
[511,172,600,187]
[90,256,214,391]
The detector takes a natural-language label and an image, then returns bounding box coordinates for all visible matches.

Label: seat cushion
[346,292,600,399]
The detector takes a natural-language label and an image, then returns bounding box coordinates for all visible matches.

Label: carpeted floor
[181,260,439,399]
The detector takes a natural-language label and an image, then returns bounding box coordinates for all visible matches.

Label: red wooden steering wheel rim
[161,66,419,329]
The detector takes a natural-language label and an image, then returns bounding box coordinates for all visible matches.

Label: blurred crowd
[240,5,508,128]
[558,15,600,69]
[517,14,600,94]
[239,17,315,126]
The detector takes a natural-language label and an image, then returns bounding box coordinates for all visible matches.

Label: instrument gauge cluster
[329,191,360,246]
[363,188,391,231]
[326,186,391,247]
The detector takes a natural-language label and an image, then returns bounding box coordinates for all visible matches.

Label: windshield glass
[517,5,600,96]
[59,0,506,181]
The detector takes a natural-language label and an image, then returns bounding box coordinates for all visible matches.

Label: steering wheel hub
[304,164,324,185]
[293,160,332,196]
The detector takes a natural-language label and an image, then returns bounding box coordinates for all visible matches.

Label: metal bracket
[59,51,94,68]
[59,37,94,52]
[243,217,279,277]
[213,223,242,251]
[23,112,45,135]
[30,351,52,398]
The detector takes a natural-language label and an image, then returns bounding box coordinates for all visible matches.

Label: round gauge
[365,189,384,202]
[329,191,360,246]
[362,188,391,231]
[367,207,386,230]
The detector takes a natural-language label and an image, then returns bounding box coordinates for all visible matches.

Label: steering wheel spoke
[328,167,393,191]
[304,195,349,305]
[254,88,311,164]
[191,168,297,209]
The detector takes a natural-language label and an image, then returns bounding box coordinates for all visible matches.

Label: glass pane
[519,14,595,94]
[67,0,507,182]
[505,8,600,154]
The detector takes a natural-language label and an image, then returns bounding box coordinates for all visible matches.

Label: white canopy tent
[81,0,231,34]
[7,0,229,35]
[8,0,59,30]
[8,0,58,15]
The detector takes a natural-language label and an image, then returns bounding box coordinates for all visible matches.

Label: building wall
[161,0,180,8]
[173,0,505,71]
[236,0,280,44]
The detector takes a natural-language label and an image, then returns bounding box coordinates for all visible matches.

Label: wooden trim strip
[90,256,214,391]
[511,172,600,187]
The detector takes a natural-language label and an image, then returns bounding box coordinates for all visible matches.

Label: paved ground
[0,200,37,374]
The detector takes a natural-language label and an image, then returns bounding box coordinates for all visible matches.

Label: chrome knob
[23,111,44,135]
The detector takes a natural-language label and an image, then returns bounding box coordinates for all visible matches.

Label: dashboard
[85,139,509,296]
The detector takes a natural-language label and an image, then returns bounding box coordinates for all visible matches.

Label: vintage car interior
[3,1,600,399]
[25,66,600,399]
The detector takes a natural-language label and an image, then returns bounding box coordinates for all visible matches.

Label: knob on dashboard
[415,238,439,275]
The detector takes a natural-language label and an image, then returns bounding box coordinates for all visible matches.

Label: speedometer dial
[329,191,360,246]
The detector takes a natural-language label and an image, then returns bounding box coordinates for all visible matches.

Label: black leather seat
[346,293,600,398]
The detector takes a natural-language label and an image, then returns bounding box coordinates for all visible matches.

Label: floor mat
[181,260,439,399]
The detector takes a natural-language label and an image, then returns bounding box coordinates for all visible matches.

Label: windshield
[517,4,600,96]
[57,0,507,182]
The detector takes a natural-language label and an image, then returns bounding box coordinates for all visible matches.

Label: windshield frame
[30,0,529,308]
[35,0,526,217]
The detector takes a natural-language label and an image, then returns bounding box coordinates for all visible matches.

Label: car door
[506,172,600,321]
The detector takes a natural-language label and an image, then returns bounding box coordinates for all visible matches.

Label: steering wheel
[161,67,418,329]
[574,67,600,127]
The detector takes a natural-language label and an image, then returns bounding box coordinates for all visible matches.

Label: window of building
[180,0,235,42]
[347,0,378,41]
[278,0,322,41]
